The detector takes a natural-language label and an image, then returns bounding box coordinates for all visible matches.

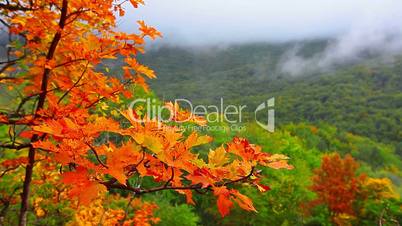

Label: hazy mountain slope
[130,41,402,143]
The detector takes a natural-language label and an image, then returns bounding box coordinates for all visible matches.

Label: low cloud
[279,36,402,76]
[279,13,402,75]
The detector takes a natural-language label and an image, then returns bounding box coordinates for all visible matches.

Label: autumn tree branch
[100,167,255,196]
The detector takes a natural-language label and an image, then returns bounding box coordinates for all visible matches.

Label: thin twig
[57,62,88,104]
[164,167,174,188]
[100,167,255,196]
[0,166,20,178]
[85,142,108,169]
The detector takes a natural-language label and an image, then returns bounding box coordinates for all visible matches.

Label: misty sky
[120,0,402,45]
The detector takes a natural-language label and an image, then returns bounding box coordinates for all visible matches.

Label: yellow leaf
[185,132,212,148]
[195,135,213,146]
[267,154,290,161]
[133,132,144,144]
[208,146,228,167]
[143,134,163,154]
[100,102,109,110]
[11,18,25,26]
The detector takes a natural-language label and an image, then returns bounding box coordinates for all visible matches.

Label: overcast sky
[119,0,402,45]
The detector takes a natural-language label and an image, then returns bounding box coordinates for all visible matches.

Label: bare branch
[164,167,174,188]
[16,87,59,114]
[54,58,86,68]
[86,142,109,169]
[57,62,88,104]
[0,61,16,74]
[0,3,32,11]
[0,165,20,178]
[0,53,26,74]
[0,143,31,150]
[0,18,10,28]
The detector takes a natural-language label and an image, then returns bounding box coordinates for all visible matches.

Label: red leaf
[216,194,233,217]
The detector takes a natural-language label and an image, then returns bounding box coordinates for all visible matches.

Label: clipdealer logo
[127,98,275,132]
[254,97,275,132]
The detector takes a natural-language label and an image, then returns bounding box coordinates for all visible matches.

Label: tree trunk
[17,1,68,225]
[18,145,36,226]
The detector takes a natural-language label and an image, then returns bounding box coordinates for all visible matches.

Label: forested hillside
[130,42,402,144]
[127,43,402,225]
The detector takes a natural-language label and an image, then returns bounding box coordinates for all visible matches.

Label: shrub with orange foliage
[308,153,366,224]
